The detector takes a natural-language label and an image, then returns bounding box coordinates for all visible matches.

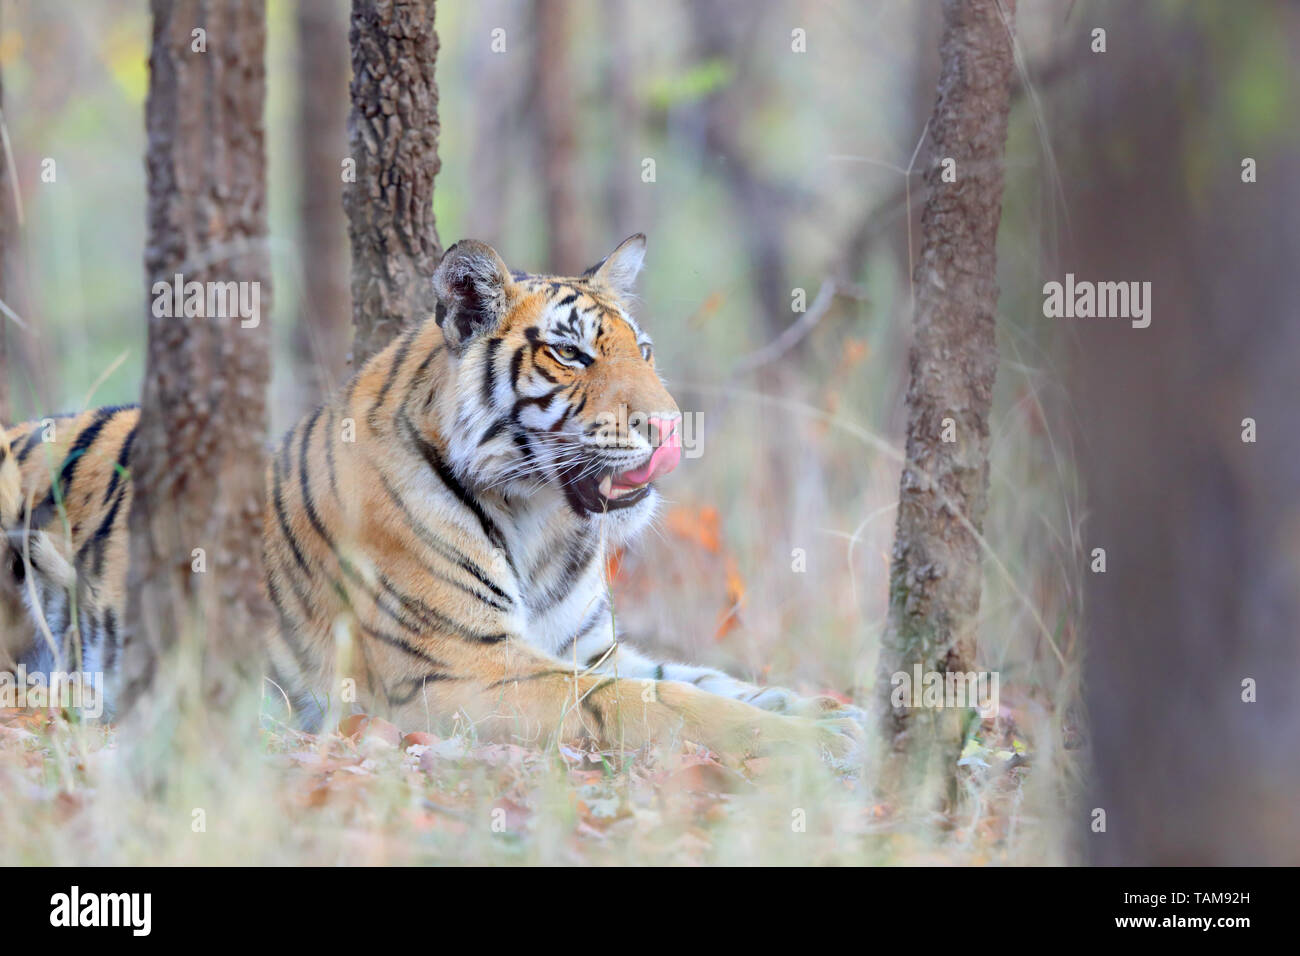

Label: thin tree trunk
[343,0,442,365]
[874,0,1017,807]
[294,0,351,399]
[533,0,582,274]
[126,0,273,702]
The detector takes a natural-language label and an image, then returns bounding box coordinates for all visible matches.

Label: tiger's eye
[554,344,579,361]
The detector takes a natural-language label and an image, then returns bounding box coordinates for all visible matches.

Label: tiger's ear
[433,240,514,352]
[584,233,646,296]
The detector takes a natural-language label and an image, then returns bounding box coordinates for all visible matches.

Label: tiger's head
[433,234,682,534]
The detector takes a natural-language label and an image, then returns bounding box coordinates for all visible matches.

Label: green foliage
[644,58,733,111]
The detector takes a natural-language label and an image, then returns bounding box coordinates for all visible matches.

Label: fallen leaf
[338,714,400,748]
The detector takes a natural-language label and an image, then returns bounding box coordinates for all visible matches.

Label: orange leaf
[605,546,624,582]
[665,504,722,554]
[338,714,400,748]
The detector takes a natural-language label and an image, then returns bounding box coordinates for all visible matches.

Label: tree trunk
[1064,5,1300,865]
[343,0,442,365]
[533,0,582,273]
[874,0,1016,807]
[293,0,351,400]
[126,0,273,702]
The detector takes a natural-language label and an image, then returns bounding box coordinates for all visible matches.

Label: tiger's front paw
[810,712,867,764]
[746,708,866,766]
[804,695,870,729]
[746,686,868,727]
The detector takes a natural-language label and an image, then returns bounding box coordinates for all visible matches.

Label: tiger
[1,235,865,758]
[0,404,136,700]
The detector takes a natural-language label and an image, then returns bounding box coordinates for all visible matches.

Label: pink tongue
[614,430,681,487]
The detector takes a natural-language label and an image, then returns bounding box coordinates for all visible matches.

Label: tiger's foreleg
[390,637,861,759]
[585,641,869,726]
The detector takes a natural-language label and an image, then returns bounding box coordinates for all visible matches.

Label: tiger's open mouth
[560,433,682,514]
[562,467,654,513]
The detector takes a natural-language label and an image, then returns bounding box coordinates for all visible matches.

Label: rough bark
[874,0,1017,804]
[294,0,351,399]
[533,0,582,273]
[343,0,442,365]
[126,0,273,701]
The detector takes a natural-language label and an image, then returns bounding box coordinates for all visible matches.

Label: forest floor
[0,697,1069,866]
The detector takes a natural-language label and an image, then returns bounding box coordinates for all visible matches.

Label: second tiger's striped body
[0,405,138,693]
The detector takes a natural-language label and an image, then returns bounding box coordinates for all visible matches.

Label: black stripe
[513,384,565,414]
[292,413,407,633]
[375,471,512,608]
[296,406,330,544]
[481,336,502,405]
[413,432,508,554]
[585,645,615,668]
[271,437,311,577]
[359,622,454,670]
[344,369,363,409]
[102,608,120,671]
[509,427,536,469]
[376,571,508,643]
[487,669,569,690]
[53,406,121,504]
[15,427,45,464]
[75,423,137,578]
[556,601,607,656]
[265,572,318,675]
[548,404,574,432]
[388,671,459,706]
[530,536,598,613]
[352,630,388,706]
[581,684,612,739]
[510,345,526,389]
[85,479,127,579]
[101,422,136,505]
[416,346,445,411]
[369,328,418,426]
[24,410,117,531]
[291,418,503,643]
[478,416,509,446]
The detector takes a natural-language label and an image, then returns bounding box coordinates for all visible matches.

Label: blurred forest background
[0,0,1297,865]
